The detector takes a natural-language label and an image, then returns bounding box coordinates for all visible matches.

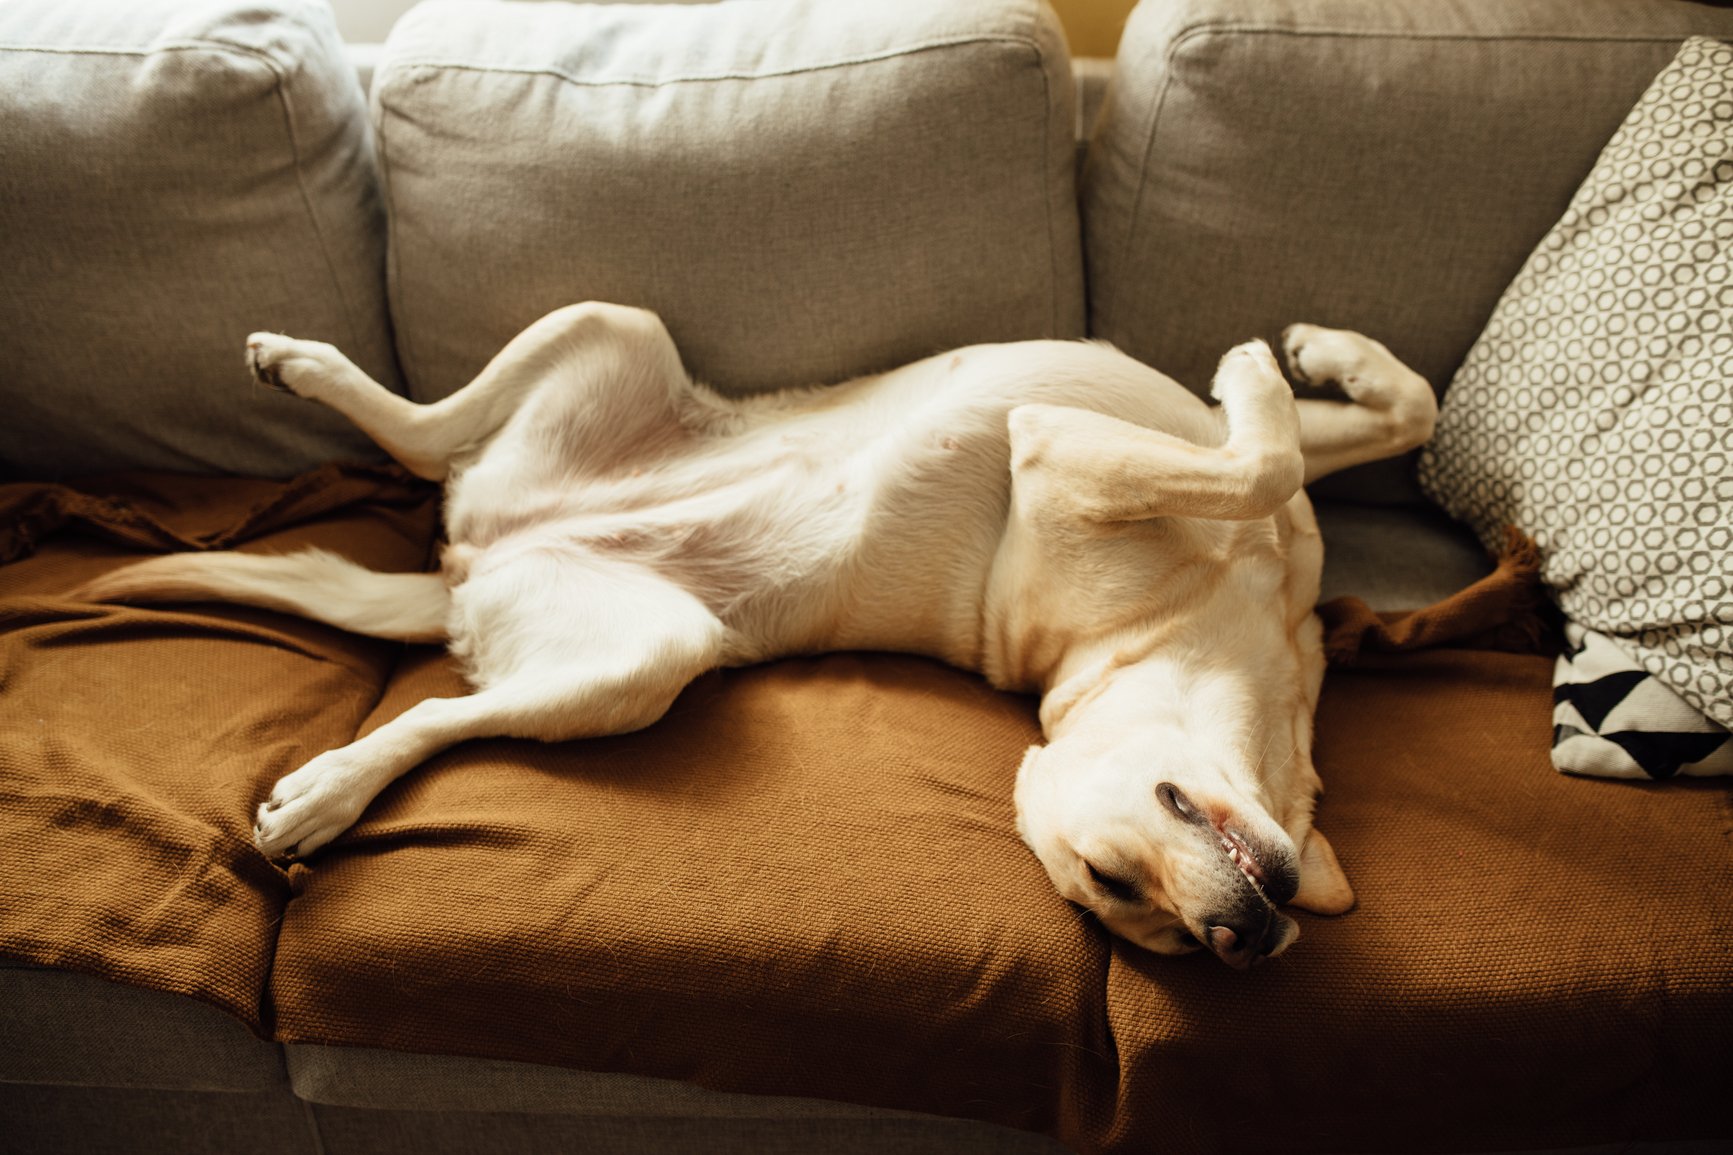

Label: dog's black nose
[1202,904,1294,970]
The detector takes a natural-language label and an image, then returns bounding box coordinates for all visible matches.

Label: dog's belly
[446,418,1016,667]
[443,340,1228,670]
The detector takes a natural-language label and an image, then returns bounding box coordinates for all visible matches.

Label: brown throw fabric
[0,470,436,1028]
[1097,649,1733,1154]
[271,649,1114,1134]
[5,474,1730,1155]
[0,463,431,566]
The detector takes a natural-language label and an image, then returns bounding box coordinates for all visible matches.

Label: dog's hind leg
[251,553,725,858]
[244,332,440,476]
[1282,325,1437,484]
[248,303,687,482]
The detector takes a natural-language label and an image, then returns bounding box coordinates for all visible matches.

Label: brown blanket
[0,468,436,1027]
[4,473,1729,1155]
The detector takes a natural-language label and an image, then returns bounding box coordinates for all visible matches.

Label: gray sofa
[4,0,1731,1152]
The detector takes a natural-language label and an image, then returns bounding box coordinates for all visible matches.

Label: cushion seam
[372,88,413,399]
[375,31,1044,91]
[1025,0,1062,338]
[250,50,370,362]
[1147,23,1726,48]
[0,37,299,64]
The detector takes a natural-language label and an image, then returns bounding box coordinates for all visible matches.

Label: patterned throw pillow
[1419,37,1733,770]
[1554,624,1733,779]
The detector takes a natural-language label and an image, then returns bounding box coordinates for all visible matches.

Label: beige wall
[1051,0,1136,57]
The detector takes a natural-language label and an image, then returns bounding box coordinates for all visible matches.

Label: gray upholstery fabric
[1313,499,1493,612]
[0,965,286,1093]
[0,0,399,478]
[1,1084,317,1155]
[288,1043,919,1118]
[6,1079,1721,1155]
[1082,0,1733,503]
[372,0,1083,403]
[310,1105,1066,1155]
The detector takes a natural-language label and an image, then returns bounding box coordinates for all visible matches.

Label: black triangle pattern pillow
[1554,624,1733,778]
[1419,37,1733,745]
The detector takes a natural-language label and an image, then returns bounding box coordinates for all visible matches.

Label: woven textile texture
[0,470,436,1027]
[1082,0,1733,504]
[372,0,1082,404]
[4,472,1730,1154]
[1420,37,1733,733]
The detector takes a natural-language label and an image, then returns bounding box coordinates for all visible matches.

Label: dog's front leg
[1007,340,1304,523]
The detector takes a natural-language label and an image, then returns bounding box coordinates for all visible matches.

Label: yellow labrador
[82,304,1435,968]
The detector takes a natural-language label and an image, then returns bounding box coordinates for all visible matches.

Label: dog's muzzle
[1158,782,1303,969]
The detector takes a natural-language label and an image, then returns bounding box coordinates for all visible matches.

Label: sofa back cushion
[372,0,1082,402]
[0,0,400,479]
[1082,0,1733,502]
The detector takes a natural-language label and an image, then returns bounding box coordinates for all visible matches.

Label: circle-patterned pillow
[1419,36,1733,732]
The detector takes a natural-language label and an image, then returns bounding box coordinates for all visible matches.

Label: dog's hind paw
[253,751,371,860]
[245,332,344,400]
[1282,325,1394,401]
[246,333,294,393]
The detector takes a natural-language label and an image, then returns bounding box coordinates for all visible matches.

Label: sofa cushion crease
[0,470,439,1034]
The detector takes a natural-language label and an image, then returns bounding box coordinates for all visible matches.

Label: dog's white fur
[80,304,1435,968]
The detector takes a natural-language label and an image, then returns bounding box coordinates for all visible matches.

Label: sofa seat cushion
[284,1041,1059,1155]
[0,469,437,1028]
[0,965,287,1093]
[272,642,1732,1155]
[1314,498,1493,612]
[269,650,1112,1135]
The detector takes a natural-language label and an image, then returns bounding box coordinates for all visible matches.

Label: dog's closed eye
[1085,860,1142,904]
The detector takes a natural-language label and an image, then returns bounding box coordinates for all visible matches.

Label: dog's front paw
[254,752,370,859]
[1211,339,1284,405]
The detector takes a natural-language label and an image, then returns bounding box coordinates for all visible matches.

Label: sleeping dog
[81,304,1435,968]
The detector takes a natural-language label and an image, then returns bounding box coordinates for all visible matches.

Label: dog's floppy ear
[1290,827,1355,915]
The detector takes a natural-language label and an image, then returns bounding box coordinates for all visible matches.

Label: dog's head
[1014,662,1354,969]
